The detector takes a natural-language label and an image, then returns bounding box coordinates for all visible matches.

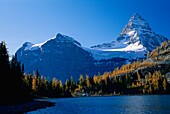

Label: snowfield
[83,47,146,60]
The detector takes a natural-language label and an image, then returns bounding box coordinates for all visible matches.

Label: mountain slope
[16,14,168,82]
[91,13,168,52]
[16,33,95,82]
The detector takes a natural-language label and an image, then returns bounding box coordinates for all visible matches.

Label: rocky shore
[0,100,55,113]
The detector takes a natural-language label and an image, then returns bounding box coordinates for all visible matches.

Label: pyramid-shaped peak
[119,13,151,37]
[91,14,168,52]
[128,13,149,27]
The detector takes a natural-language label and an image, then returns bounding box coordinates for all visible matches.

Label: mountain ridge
[16,13,168,82]
[16,33,95,82]
[22,33,81,52]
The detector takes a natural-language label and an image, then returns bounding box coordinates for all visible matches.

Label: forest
[0,41,169,105]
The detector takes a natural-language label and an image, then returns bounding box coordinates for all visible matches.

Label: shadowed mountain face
[16,14,168,82]
[16,34,95,82]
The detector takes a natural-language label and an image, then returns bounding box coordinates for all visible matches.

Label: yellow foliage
[147,52,150,59]
[32,72,37,91]
[86,75,90,87]
[163,78,167,91]
[143,89,145,94]
[93,75,98,84]
[149,86,152,93]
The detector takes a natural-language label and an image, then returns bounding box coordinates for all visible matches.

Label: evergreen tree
[78,75,84,90]
[147,52,150,59]
[137,71,141,86]
[163,78,167,91]
[32,72,37,91]
[70,76,76,92]
[85,75,90,88]
[0,42,30,104]
[36,69,40,89]
[0,41,10,103]
[89,77,95,94]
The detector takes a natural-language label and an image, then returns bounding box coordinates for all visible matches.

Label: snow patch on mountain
[90,13,168,59]
[23,33,81,51]
[87,13,169,60]
[100,41,146,52]
[83,46,146,60]
[24,42,44,51]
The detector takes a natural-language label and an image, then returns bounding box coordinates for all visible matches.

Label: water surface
[28,95,170,114]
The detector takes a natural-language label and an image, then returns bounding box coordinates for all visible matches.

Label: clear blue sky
[0,0,170,55]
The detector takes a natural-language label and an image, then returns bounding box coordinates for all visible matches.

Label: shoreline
[72,93,170,98]
[0,100,55,113]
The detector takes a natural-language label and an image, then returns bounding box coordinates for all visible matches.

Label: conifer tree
[27,73,33,91]
[114,76,117,83]
[163,78,167,91]
[58,80,62,89]
[32,72,37,91]
[143,89,145,94]
[85,75,90,88]
[78,75,84,89]
[137,71,141,86]
[52,77,57,88]
[147,52,149,59]
[70,76,76,92]
[149,86,152,94]
[36,69,40,88]
[0,41,10,102]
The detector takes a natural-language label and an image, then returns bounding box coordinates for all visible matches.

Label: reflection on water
[28,95,170,114]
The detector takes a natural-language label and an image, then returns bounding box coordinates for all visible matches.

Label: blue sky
[0,0,170,55]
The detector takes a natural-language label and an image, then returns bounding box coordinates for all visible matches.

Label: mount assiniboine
[16,13,168,82]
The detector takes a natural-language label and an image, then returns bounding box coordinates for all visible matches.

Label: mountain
[91,13,168,52]
[16,33,95,82]
[100,40,170,95]
[16,13,168,82]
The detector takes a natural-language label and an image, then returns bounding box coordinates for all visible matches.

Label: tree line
[0,41,29,105]
[0,41,72,105]
[0,40,169,105]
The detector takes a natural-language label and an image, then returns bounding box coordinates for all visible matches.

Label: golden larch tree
[32,72,37,91]
[85,75,90,87]
[163,78,167,91]
[147,52,149,59]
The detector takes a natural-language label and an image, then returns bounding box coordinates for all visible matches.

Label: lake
[28,95,170,114]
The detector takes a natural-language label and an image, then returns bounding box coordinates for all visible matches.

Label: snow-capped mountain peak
[91,13,168,52]
[16,33,93,82]
[128,13,150,27]
[23,33,81,51]
[15,14,168,82]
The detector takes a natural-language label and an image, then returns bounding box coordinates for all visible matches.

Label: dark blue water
[28,95,170,114]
